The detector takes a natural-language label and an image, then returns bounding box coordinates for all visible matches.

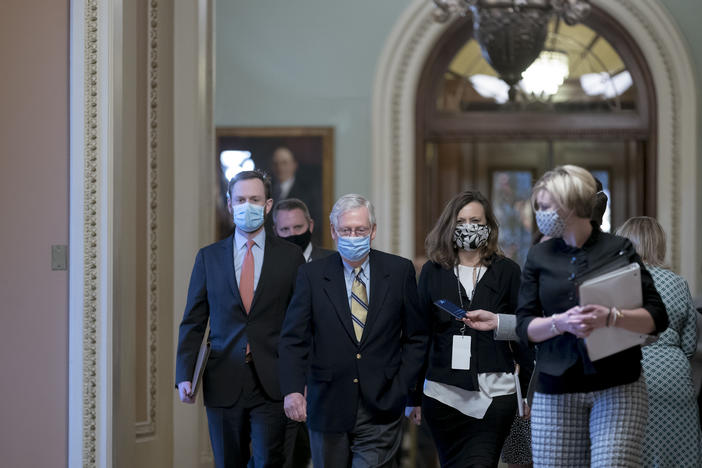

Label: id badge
[451,335,471,370]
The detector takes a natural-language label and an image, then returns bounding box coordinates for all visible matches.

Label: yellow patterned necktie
[350,267,368,341]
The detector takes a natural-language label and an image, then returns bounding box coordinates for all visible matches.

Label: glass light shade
[520,50,570,96]
[580,71,633,99]
[220,150,255,181]
[469,74,511,104]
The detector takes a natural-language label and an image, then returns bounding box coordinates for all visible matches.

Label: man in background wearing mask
[175,170,305,468]
[273,198,335,263]
[278,194,429,467]
[272,198,333,468]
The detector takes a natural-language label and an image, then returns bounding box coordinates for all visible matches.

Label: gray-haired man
[278,194,429,467]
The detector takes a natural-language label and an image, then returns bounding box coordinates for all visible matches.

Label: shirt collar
[303,242,313,261]
[342,254,370,276]
[234,227,266,251]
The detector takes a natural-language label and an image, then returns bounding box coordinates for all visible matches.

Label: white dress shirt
[303,242,313,262]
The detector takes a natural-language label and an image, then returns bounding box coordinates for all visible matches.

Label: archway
[414,6,655,264]
[372,0,699,291]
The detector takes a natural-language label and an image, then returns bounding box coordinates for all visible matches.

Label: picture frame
[215,127,335,248]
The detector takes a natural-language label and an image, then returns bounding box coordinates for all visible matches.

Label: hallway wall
[215,0,410,200]
[215,0,702,290]
[0,1,69,467]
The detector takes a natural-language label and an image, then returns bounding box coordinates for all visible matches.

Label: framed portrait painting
[215,127,335,248]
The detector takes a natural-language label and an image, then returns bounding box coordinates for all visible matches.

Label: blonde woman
[616,217,702,467]
[515,165,667,467]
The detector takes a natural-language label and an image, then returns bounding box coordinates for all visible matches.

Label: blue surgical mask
[233,202,265,233]
[336,235,371,262]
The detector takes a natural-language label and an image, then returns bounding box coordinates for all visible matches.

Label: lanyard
[455,264,483,335]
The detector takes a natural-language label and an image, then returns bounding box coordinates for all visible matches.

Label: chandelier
[432,0,591,101]
[521,50,569,96]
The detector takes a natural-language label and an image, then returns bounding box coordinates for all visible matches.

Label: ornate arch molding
[372,0,699,291]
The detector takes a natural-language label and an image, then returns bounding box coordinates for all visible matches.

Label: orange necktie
[240,239,255,314]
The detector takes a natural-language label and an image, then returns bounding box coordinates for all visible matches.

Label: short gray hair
[329,194,376,228]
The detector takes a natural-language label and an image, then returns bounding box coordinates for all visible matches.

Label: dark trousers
[205,361,287,468]
[309,401,403,468]
[283,419,311,468]
[422,393,516,468]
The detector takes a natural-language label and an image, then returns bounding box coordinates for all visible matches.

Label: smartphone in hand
[434,299,466,320]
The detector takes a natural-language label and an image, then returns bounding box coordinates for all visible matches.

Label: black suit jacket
[175,233,305,407]
[278,250,429,432]
[308,244,335,262]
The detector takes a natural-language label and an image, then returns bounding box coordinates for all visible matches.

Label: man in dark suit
[279,194,429,467]
[175,170,305,468]
[272,197,334,468]
[273,198,334,263]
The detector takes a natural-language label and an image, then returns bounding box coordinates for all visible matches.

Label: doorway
[414,6,656,263]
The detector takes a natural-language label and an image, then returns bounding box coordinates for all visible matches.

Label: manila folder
[191,338,210,397]
[580,263,650,361]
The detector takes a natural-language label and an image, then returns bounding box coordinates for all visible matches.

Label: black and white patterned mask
[453,223,491,251]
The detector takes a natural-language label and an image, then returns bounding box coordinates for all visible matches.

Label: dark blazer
[308,244,335,262]
[516,225,667,393]
[408,256,532,405]
[278,250,429,433]
[175,233,305,407]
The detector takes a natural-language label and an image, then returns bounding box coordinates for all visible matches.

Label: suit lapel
[322,254,357,344]
[360,250,389,346]
[468,261,497,308]
[222,235,245,312]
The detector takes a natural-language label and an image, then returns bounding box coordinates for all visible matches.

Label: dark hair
[272,198,312,223]
[227,169,272,200]
[591,176,608,227]
[425,190,501,269]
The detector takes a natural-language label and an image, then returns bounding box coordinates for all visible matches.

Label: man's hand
[177,381,195,404]
[405,406,422,426]
[462,309,498,331]
[284,392,307,422]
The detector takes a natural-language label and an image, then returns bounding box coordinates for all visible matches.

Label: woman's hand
[553,305,590,338]
[462,309,498,331]
[571,304,610,334]
[555,304,609,337]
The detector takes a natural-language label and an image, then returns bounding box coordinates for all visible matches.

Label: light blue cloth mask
[233,202,265,232]
[337,235,371,262]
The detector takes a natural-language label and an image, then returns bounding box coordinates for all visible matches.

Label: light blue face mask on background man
[233,202,265,232]
[337,235,371,262]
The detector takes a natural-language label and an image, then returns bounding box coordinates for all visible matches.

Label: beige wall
[0,1,69,467]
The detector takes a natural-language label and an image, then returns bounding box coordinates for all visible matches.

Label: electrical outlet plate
[52,245,68,270]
